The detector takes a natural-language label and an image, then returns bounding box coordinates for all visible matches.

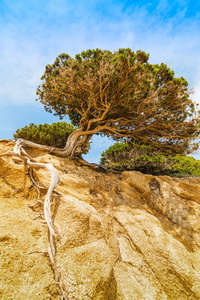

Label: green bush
[13,122,77,148]
[100,142,200,176]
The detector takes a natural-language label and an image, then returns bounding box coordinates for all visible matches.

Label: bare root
[0,139,68,299]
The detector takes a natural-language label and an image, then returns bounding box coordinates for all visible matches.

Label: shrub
[13,122,77,148]
[100,142,200,176]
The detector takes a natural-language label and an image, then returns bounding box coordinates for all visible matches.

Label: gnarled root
[0,139,68,299]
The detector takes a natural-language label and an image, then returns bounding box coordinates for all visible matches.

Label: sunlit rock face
[1,143,200,299]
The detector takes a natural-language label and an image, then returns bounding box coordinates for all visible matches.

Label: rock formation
[0,142,200,299]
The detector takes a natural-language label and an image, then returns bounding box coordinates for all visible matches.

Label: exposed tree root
[0,139,68,299]
[0,138,122,299]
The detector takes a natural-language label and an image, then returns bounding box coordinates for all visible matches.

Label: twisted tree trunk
[12,127,92,159]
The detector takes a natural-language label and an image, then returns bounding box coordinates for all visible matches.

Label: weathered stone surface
[1,143,200,299]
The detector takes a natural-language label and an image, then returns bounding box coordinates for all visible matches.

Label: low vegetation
[100,142,200,176]
[13,122,77,148]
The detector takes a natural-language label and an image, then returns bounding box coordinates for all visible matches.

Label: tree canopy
[36,48,200,157]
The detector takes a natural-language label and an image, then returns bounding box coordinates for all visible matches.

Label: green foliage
[13,122,77,148]
[100,142,130,159]
[100,142,200,176]
[100,142,155,164]
[170,156,200,176]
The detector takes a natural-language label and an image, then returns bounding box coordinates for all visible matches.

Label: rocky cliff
[0,143,200,299]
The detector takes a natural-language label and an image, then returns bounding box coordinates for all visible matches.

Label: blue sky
[0,0,200,162]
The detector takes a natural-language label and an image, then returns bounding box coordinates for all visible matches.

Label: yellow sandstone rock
[0,144,200,299]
